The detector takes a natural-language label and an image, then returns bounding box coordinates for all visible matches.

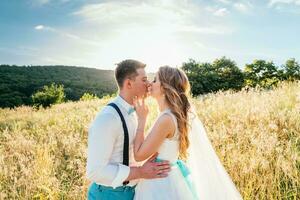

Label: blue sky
[0,0,299,72]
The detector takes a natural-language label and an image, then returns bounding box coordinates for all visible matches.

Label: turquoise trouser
[88,182,135,200]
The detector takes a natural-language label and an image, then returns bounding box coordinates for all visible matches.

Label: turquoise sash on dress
[155,158,199,200]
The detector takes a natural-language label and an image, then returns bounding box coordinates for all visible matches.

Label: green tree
[182,59,216,96]
[182,57,244,96]
[244,60,280,88]
[31,83,65,108]
[80,93,99,101]
[283,58,300,81]
[212,57,244,90]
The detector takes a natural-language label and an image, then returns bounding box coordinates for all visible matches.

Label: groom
[86,59,171,200]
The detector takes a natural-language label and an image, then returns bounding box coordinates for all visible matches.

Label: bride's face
[149,73,164,99]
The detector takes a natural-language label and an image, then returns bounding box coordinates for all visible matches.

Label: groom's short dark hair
[115,59,146,88]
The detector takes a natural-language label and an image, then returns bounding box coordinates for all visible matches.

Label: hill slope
[0,65,117,108]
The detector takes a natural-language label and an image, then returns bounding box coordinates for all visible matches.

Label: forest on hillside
[0,65,117,108]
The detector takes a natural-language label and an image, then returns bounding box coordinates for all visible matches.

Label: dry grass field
[0,81,299,199]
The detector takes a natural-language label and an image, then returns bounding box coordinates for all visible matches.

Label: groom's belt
[96,183,136,192]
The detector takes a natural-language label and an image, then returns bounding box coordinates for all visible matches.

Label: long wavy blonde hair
[158,66,192,160]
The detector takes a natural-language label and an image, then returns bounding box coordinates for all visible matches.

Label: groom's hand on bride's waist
[125,153,171,181]
[139,153,171,179]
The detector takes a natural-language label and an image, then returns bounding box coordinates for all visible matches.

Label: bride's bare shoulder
[153,113,175,138]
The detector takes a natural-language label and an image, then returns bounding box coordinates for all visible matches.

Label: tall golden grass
[0,81,299,199]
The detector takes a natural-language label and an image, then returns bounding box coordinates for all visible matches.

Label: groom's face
[131,68,149,98]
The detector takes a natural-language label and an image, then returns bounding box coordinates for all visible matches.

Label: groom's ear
[123,78,132,89]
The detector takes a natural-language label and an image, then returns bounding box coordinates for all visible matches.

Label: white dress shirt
[86,95,139,188]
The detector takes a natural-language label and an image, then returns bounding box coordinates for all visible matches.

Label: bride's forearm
[134,120,146,149]
[134,119,146,160]
[134,129,144,154]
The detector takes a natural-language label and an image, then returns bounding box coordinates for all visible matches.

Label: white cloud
[73,1,233,33]
[34,24,105,47]
[73,1,194,28]
[233,2,252,13]
[35,25,44,30]
[267,0,300,14]
[213,8,230,16]
[216,0,231,4]
[215,0,253,13]
[30,0,235,71]
[35,25,79,39]
[180,25,233,34]
[34,25,55,31]
[73,1,234,60]
[268,0,300,6]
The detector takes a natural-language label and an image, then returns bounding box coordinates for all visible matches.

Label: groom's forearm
[124,166,142,181]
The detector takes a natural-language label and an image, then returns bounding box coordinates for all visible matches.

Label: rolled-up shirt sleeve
[86,111,130,188]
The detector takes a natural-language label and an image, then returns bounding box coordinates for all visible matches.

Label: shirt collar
[115,95,135,115]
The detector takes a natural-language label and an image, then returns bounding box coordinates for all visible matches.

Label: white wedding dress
[134,109,197,200]
[134,109,243,200]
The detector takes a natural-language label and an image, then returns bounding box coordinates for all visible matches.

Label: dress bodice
[156,109,180,163]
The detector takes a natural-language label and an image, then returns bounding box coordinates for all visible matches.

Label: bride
[133,66,243,200]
